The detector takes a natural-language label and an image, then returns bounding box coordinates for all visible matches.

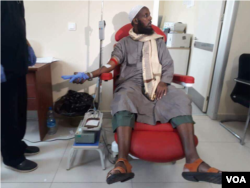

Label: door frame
[202,0,227,112]
[207,0,239,119]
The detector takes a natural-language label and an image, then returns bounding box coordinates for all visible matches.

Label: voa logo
[226,176,247,184]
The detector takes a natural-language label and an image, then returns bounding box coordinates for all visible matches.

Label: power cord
[101,134,116,164]
[23,136,74,143]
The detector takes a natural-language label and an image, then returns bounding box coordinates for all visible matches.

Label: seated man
[62,5,222,185]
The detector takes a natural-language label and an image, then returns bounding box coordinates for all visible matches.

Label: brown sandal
[106,158,135,184]
[182,158,222,184]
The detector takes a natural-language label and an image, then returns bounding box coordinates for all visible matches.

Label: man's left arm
[27,40,37,66]
[1,65,6,83]
[155,39,174,99]
[22,2,36,67]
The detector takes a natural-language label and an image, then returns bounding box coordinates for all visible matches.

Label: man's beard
[137,20,154,35]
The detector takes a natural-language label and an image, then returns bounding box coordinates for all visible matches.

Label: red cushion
[173,74,195,84]
[115,23,167,42]
[114,122,199,162]
[134,122,175,132]
[115,130,198,163]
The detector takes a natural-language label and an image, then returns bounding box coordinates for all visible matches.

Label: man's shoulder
[156,37,165,43]
[155,37,166,48]
[117,36,132,43]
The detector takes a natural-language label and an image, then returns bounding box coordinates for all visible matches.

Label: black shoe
[5,159,38,173]
[25,146,40,156]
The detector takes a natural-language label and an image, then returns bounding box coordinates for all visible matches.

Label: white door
[188,1,225,112]
[168,48,190,88]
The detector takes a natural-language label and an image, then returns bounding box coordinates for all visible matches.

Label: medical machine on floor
[74,1,106,144]
[163,22,191,48]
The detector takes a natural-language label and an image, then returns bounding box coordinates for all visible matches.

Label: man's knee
[112,111,135,132]
[171,116,195,129]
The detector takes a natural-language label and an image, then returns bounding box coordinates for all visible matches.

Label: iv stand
[97,0,105,110]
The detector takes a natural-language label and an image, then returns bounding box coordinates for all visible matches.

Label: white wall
[159,0,199,34]
[218,1,250,118]
[24,1,153,111]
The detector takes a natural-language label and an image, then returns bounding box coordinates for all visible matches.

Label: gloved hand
[61,72,89,84]
[28,46,37,66]
[1,65,6,83]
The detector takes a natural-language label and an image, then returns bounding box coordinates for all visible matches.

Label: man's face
[136,7,154,35]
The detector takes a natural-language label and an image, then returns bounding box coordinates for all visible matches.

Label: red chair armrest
[173,74,195,84]
[100,73,113,81]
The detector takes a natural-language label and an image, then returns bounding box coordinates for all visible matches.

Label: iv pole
[97,0,105,110]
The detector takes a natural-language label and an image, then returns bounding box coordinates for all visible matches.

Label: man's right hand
[28,46,37,66]
[61,72,89,84]
[0,64,6,83]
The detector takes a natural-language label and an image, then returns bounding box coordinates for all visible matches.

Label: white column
[152,0,159,26]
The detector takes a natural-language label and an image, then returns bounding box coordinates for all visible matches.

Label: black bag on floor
[54,90,96,117]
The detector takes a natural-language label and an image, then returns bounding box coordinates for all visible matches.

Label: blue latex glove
[61,72,89,83]
[1,65,6,83]
[28,46,37,66]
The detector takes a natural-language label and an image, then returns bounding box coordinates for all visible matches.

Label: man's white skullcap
[129,5,145,22]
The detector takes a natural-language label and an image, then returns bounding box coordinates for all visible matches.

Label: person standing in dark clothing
[1,0,39,172]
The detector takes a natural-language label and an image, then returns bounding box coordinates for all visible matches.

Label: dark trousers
[1,75,28,166]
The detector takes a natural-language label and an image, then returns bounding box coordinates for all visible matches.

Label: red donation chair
[100,24,198,163]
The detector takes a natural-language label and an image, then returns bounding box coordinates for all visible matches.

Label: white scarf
[129,28,163,100]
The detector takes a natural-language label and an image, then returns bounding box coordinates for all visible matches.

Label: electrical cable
[23,136,74,143]
[102,134,116,164]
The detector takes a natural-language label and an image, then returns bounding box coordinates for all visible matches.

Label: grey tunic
[111,36,192,125]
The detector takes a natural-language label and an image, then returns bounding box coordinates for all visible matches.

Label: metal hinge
[206,96,210,102]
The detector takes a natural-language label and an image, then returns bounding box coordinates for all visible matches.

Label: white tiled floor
[1,106,250,188]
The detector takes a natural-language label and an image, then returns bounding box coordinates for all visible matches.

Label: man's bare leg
[177,123,217,172]
[111,126,132,174]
